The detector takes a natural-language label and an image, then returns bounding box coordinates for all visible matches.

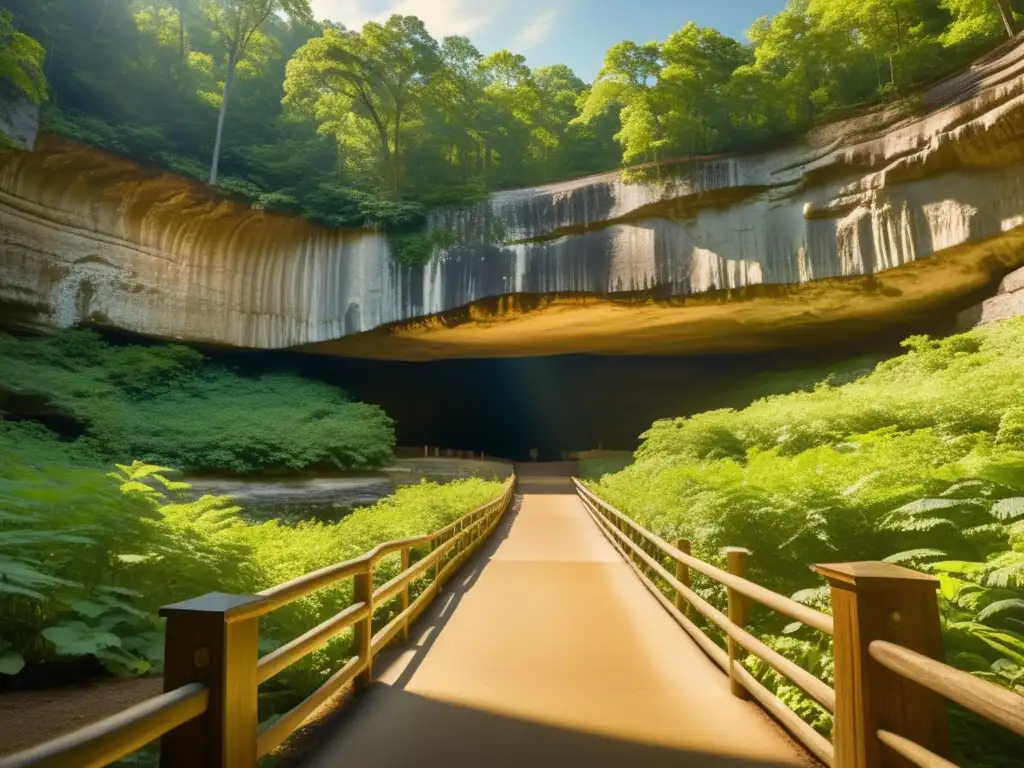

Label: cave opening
[203,341,916,463]
[89,310,957,464]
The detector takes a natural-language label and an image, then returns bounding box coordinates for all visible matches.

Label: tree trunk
[209,59,236,186]
[91,0,110,43]
[995,0,1017,38]
[178,0,187,78]
[393,103,402,192]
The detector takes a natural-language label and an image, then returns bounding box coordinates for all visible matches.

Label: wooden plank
[876,730,959,768]
[0,685,208,768]
[816,562,951,768]
[352,572,373,690]
[870,640,1024,737]
[257,601,369,685]
[253,478,515,616]
[581,498,729,672]
[159,593,261,767]
[674,538,692,618]
[255,656,365,758]
[574,481,834,635]
[731,663,835,767]
[589,500,836,713]
[401,546,412,641]
[727,547,752,700]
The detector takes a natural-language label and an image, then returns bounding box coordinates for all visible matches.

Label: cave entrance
[191,307,956,464]
[245,345,907,463]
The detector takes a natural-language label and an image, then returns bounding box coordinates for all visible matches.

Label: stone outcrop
[0,81,38,151]
[5,40,1024,359]
[958,265,1024,329]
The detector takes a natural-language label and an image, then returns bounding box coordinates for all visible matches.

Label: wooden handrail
[574,481,835,635]
[1,477,516,768]
[580,480,1024,768]
[257,656,365,757]
[255,478,515,756]
[869,641,1024,737]
[257,601,370,685]
[876,730,958,768]
[251,494,504,618]
[579,494,836,712]
[0,684,209,768]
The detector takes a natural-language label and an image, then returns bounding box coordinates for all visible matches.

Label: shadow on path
[301,686,803,768]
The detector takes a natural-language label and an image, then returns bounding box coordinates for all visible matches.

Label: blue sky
[309,0,787,81]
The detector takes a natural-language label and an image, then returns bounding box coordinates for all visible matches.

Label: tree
[284,15,442,192]
[201,0,312,186]
[941,0,1017,45]
[0,10,47,104]
[178,0,187,76]
[994,0,1018,37]
[573,41,662,164]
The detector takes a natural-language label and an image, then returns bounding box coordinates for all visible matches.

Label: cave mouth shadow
[296,685,805,768]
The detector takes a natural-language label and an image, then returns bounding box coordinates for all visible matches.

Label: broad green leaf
[883,549,947,566]
[0,652,25,675]
[42,625,122,656]
[69,599,109,618]
[977,599,1024,623]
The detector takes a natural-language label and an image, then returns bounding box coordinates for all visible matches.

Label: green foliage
[9,1,1013,219]
[0,454,504,706]
[590,318,1024,766]
[0,330,395,474]
[389,228,458,267]
[0,9,47,105]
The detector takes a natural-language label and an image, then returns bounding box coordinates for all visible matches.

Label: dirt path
[0,677,162,757]
[294,471,816,767]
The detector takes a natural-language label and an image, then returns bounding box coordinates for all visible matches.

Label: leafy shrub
[0,455,504,708]
[0,331,395,474]
[589,318,1024,767]
[389,228,458,267]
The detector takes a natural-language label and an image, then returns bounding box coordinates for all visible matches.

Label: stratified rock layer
[5,40,1024,359]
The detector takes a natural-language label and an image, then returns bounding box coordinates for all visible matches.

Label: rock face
[6,41,1024,359]
[0,81,38,151]
[958,266,1024,329]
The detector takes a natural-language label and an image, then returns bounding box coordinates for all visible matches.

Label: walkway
[296,466,815,767]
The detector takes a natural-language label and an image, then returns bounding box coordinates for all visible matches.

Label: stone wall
[5,40,1024,359]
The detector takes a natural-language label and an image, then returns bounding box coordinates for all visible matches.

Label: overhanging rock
[5,41,1024,359]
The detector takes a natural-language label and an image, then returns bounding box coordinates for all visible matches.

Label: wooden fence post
[353,566,373,690]
[400,546,412,641]
[814,562,951,768]
[725,547,751,700]
[159,593,262,767]
[674,539,692,618]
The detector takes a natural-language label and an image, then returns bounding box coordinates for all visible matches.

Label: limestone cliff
[5,40,1024,359]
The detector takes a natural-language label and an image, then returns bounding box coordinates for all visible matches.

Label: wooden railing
[0,477,516,768]
[573,480,1024,768]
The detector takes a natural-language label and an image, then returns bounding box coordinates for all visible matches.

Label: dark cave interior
[11,312,957,464]
[232,339,921,463]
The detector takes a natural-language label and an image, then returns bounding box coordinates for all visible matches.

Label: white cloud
[509,8,558,51]
[310,0,491,37]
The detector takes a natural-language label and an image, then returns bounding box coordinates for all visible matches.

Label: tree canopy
[0,0,1019,234]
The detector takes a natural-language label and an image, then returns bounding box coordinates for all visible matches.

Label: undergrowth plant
[0,453,503,711]
[589,318,1024,768]
[0,330,395,474]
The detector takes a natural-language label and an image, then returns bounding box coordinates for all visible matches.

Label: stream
[185,458,515,525]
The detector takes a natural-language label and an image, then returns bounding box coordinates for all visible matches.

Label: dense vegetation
[0,330,395,474]
[2,0,1021,235]
[0,448,504,718]
[587,318,1024,766]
